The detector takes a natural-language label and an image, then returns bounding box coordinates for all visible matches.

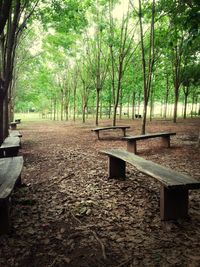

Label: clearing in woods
[0,118,200,267]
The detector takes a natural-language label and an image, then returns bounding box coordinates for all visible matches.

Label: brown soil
[0,118,200,267]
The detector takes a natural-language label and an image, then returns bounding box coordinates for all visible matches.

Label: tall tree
[138,0,155,134]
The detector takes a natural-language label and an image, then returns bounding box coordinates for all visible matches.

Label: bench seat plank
[0,156,24,199]
[0,156,23,234]
[92,126,130,131]
[9,130,22,138]
[122,132,176,154]
[92,126,130,140]
[0,136,20,148]
[100,149,200,190]
[0,136,20,157]
[123,132,176,141]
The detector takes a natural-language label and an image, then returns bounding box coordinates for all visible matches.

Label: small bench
[0,156,23,234]
[15,119,21,124]
[9,122,18,130]
[91,126,130,140]
[135,114,142,119]
[123,132,176,154]
[100,149,200,220]
[0,136,21,157]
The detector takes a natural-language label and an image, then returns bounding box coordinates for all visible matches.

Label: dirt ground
[0,117,200,267]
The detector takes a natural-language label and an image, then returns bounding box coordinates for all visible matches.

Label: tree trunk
[53,99,56,120]
[173,87,179,123]
[150,87,154,121]
[82,105,86,123]
[96,89,100,126]
[0,95,4,144]
[132,91,135,119]
[164,74,169,119]
[73,87,76,122]
[183,86,189,119]
[61,91,64,121]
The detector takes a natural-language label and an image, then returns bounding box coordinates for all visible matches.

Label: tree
[138,0,155,134]
[0,0,39,144]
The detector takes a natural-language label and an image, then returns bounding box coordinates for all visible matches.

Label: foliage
[14,0,200,122]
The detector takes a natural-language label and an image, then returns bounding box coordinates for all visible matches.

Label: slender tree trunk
[183,86,189,119]
[173,87,179,122]
[73,87,76,122]
[0,96,4,144]
[53,99,56,120]
[150,87,154,121]
[139,0,155,134]
[119,90,122,119]
[164,74,169,119]
[96,89,100,126]
[4,90,9,138]
[127,95,130,118]
[100,100,103,119]
[108,86,112,119]
[66,103,69,121]
[132,91,135,119]
[82,105,86,123]
[61,90,64,121]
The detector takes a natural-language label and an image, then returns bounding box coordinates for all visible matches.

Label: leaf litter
[0,118,200,267]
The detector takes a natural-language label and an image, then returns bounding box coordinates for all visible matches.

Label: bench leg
[0,198,10,234]
[95,131,100,140]
[160,187,188,220]
[108,156,126,179]
[161,136,170,148]
[10,125,17,130]
[127,140,137,154]
[122,129,126,137]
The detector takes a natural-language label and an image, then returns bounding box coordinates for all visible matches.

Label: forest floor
[0,117,200,267]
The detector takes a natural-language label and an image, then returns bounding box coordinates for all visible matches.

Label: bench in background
[15,119,21,124]
[135,114,142,119]
[0,156,23,234]
[91,126,130,140]
[100,149,200,220]
[0,136,21,157]
[9,122,18,130]
[123,132,176,154]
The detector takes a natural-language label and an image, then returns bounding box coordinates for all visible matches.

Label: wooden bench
[91,126,130,140]
[0,136,21,157]
[100,149,200,220]
[0,156,23,234]
[123,132,176,154]
[9,130,22,138]
[135,114,142,119]
[9,122,18,130]
[15,119,21,124]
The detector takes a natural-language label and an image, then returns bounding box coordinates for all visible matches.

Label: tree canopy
[0,0,199,142]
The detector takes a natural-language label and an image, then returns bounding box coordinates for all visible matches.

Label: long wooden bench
[100,149,200,220]
[123,132,176,154]
[91,126,130,140]
[0,136,21,157]
[0,156,23,234]
[9,130,22,138]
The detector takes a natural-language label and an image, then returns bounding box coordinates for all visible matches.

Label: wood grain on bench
[0,156,23,234]
[9,130,22,138]
[100,149,200,220]
[123,132,176,154]
[91,126,130,140]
